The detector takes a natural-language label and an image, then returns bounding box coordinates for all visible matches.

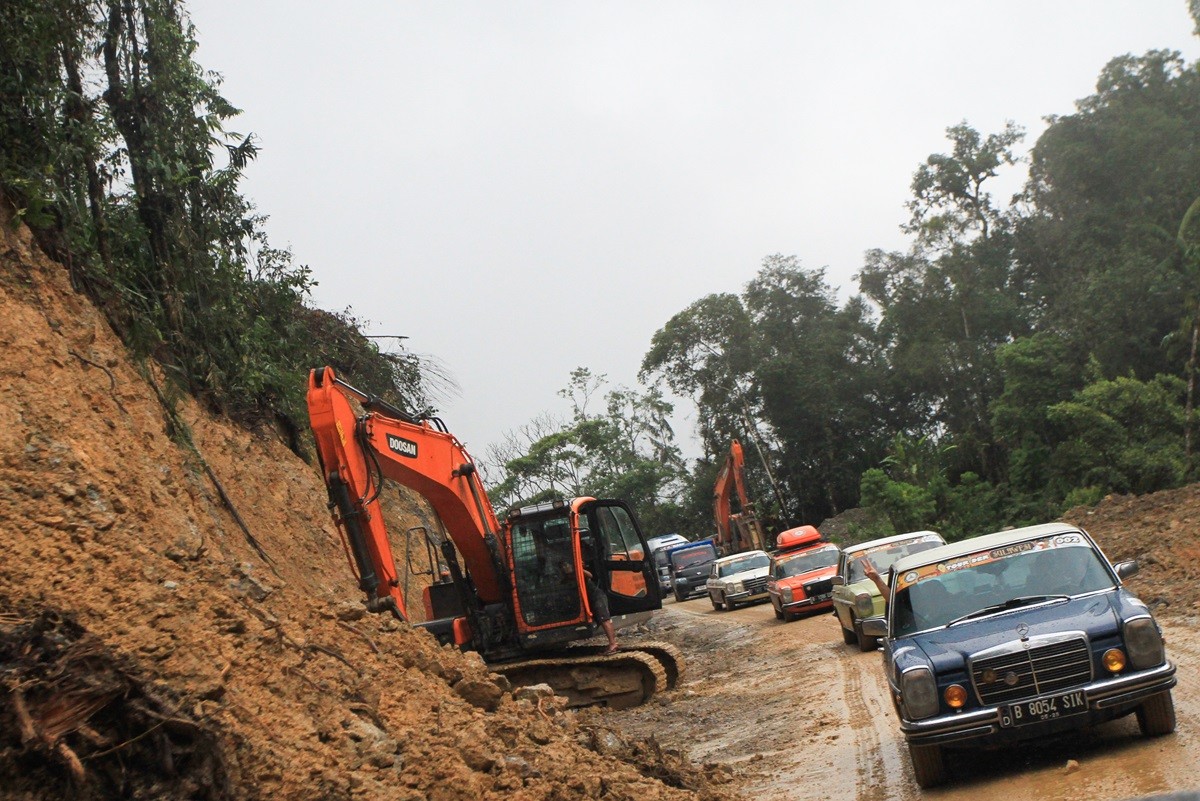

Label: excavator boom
[307,367,506,619]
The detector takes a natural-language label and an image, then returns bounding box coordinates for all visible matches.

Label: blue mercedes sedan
[860,522,1177,788]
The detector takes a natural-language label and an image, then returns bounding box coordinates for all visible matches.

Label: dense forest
[4,1,1200,546]
[0,0,432,451]
[488,24,1200,543]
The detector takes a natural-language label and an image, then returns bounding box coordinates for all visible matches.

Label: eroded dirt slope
[0,203,737,801]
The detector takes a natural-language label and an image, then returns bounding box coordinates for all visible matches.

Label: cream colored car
[831,531,944,651]
[706,550,771,610]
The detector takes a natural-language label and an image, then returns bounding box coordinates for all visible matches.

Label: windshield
[671,545,715,570]
[718,553,770,576]
[847,537,942,582]
[891,537,1117,637]
[773,545,839,578]
[653,549,672,568]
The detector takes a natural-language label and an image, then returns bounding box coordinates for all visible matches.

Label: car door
[577,499,661,616]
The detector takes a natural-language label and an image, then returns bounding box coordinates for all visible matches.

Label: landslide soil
[613,492,1200,800]
[0,203,739,801]
[4,195,1200,801]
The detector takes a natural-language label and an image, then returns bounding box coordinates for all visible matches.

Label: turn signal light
[943,684,968,709]
[1103,648,1126,673]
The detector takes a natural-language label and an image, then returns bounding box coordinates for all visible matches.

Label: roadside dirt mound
[1065,485,1200,617]
[0,202,738,801]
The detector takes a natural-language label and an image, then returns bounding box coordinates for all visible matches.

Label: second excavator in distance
[712,439,769,555]
[306,367,682,708]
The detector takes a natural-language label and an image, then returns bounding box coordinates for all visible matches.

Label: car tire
[774,607,784,621]
[711,595,725,611]
[1136,691,1176,736]
[908,743,946,788]
[673,588,685,603]
[840,623,857,645]
[854,617,878,652]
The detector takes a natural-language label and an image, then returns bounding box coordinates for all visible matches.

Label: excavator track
[630,640,684,690]
[492,644,681,709]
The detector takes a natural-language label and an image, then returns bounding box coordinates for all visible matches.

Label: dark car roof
[666,538,714,554]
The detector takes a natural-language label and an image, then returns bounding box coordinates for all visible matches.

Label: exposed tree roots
[0,604,232,800]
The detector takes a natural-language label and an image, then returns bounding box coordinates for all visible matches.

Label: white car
[706,550,771,611]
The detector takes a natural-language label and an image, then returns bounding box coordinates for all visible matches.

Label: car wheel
[774,606,784,620]
[710,595,725,611]
[673,588,685,603]
[725,594,738,611]
[784,611,798,623]
[1136,691,1176,736]
[908,743,946,788]
[840,622,857,645]
[854,616,878,652]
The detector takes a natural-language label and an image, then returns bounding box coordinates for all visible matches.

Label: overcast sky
[187,1,1199,463]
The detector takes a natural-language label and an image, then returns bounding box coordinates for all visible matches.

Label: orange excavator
[306,367,682,707]
[712,439,768,555]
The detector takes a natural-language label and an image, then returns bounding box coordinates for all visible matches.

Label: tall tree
[1154,196,1200,463]
[1018,51,1200,380]
[742,257,888,521]
[860,123,1029,481]
[486,370,690,536]
[640,292,761,456]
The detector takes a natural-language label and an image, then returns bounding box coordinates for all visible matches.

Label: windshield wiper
[946,594,1070,627]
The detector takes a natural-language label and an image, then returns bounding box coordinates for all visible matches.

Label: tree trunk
[62,37,112,282]
[1186,317,1198,463]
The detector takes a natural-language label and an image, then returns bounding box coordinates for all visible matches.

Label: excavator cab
[505,498,660,650]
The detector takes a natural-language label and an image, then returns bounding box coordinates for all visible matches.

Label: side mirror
[830,575,845,586]
[1114,560,1139,580]
[861,617,888,638]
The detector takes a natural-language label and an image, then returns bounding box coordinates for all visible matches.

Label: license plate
[1000,690,1087,727]
[812,592,832,602]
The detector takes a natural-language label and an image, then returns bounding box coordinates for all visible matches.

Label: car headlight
[731,581,744,593]
[782,587,794,603]
[854,591,873,617]
[901,667,939,720]
[674,577,687,584]
[1123,617,1165,669]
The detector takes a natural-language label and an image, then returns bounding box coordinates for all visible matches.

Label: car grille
[804,578,833,597]
[970,637,1092,705]
[743,576,768,595]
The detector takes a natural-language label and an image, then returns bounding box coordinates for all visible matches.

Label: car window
[773,545,839,578]
[593,505,644,561]
[718,553,769,576]
[847,538,941,582]
[891,537,1116,636]
[672,545,715,570]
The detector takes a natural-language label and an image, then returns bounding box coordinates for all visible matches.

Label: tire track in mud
[837,648,917,801]
[839,650,887,799]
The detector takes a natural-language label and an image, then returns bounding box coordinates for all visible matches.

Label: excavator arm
[712,439,767,554]
[306,367,507,621]
[713,439,746,552]
[306,367,684,707]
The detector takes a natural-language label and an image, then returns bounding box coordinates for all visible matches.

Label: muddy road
[614,597,1198,800]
